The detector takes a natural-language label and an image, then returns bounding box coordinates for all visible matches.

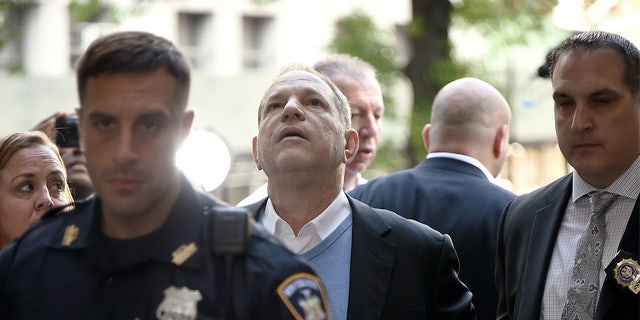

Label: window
[178,12,213,70]
[242,15,274,69]
[0,4,31,73]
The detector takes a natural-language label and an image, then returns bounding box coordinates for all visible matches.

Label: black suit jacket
[349,157,516,320]
[245,195,476,320]
[496,174,639,320]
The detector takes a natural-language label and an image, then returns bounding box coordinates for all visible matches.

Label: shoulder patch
[277,272,330,320]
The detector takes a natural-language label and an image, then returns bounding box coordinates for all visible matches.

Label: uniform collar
[48,174,206,272]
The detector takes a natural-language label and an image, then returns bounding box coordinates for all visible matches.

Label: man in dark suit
[349,77,516,320]
[247,63,476,319]
[496,30,640,320]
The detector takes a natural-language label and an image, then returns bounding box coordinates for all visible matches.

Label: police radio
[205,206,252,320]
[207,207,251,255]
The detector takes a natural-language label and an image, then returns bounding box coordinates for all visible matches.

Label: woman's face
[0,145,68,246]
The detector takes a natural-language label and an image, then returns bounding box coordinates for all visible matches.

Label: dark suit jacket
[349,157,516,320]
[245,195,476,320]
[496,174,639,320]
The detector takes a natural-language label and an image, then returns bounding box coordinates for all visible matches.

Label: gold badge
[171,243,197,265]
[61,225,79,246]
[156,286,201,320]
[613,258,640,294]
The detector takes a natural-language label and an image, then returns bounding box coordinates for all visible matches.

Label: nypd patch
[277,273,330,320]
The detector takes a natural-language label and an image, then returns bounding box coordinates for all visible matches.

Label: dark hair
[75,31,191,110]
[548,31,640,97]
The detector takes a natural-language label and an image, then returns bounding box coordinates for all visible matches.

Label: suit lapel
[519,175,572,319]
[595,196,639,319]
[346,197,395,320]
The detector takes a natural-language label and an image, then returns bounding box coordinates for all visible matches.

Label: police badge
[605,250,640,294]
[156,286,202,320]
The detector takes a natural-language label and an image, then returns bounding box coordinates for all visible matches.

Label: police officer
[0,31,329,320]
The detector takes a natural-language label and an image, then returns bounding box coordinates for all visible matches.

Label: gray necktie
[561,191,619,320]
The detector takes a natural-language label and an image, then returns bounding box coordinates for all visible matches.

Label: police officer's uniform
[0,175,329,320]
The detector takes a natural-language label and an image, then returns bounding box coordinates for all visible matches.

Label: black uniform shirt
[0,176,329,320]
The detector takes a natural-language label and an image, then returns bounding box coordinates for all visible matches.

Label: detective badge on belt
[605,250,640,294]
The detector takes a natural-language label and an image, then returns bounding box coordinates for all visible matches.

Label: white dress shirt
[259,191,351,254]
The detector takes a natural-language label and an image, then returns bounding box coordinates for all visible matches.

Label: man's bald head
[424,77,511,176]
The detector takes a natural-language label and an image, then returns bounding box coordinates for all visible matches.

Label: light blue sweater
[301,215,353,320]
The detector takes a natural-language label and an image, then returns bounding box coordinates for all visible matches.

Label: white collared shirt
[541,155,640,319]
[260,191,351,254]
[426,152,495,182]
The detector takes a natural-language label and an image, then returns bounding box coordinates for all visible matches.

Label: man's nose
[357,113,380,138]
[282,99,305,121]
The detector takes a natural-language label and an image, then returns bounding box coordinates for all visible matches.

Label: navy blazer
[245,195,476,320]
[496,174,639,320]
[349,157,516,320]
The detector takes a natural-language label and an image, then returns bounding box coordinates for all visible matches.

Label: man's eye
[96,119,113,130]
[269,103,282,110]
[309,99,322,107]
[594,98,612,105]
[141,121,158,131]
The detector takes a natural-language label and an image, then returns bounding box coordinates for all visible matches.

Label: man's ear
[493,124,509,158]
[180,110,195,142]
[422,123,431,152]
[252,136,263,171]
[344,129,359,164]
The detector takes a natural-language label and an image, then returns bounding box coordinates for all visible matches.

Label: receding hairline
[257,64,352,127]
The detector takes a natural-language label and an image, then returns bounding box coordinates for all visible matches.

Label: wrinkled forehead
[5,145,65,174]
[267,70,334,99]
